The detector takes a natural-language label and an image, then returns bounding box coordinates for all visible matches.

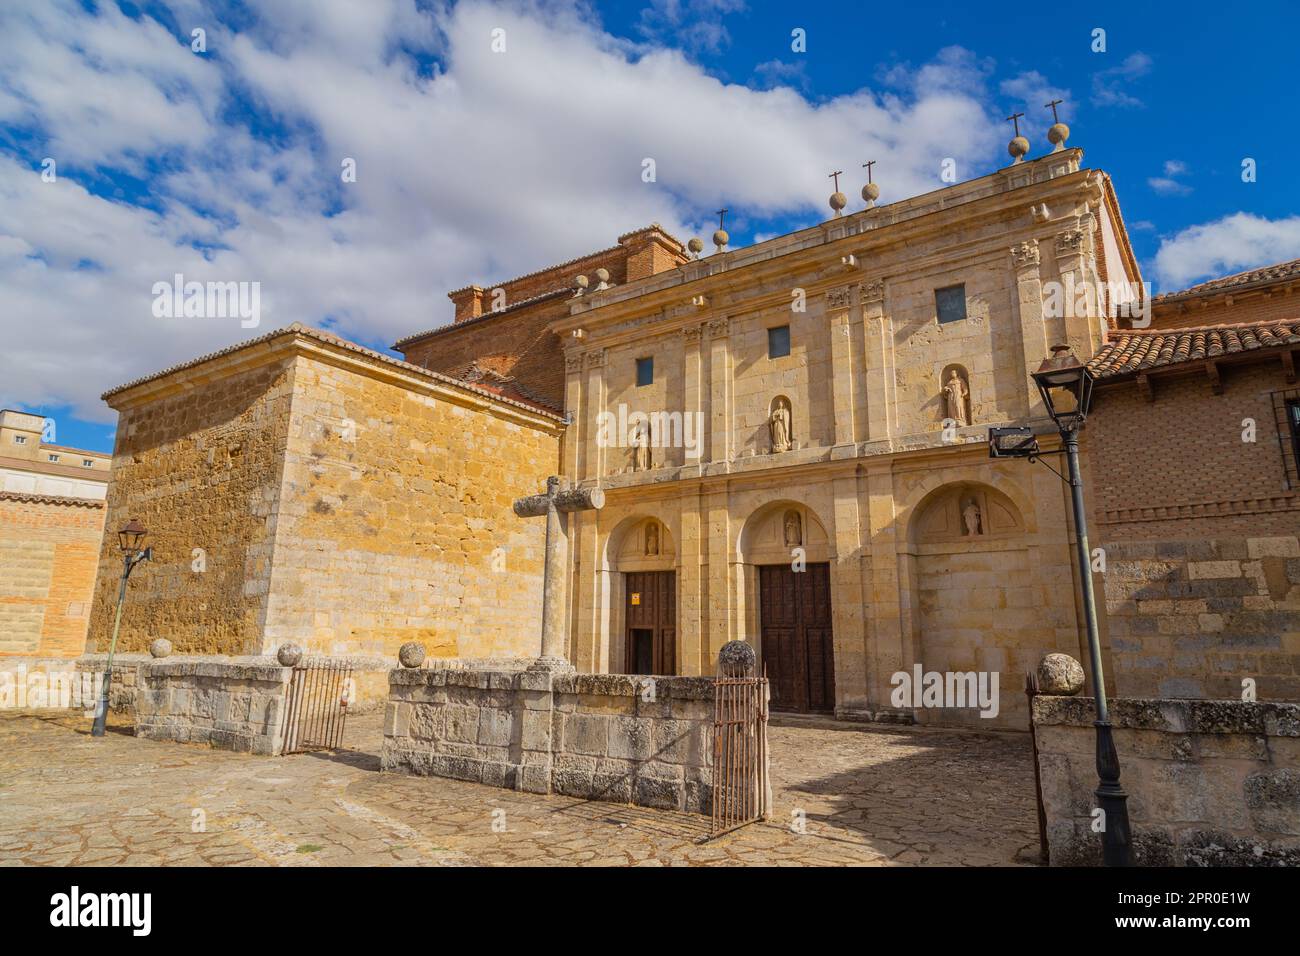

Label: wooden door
[758,563,835,712]
[624,570,676,675]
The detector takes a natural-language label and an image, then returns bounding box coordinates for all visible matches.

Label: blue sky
[2,0,1297,454]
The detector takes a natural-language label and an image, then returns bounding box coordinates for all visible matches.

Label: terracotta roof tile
[1089,319,1300,379]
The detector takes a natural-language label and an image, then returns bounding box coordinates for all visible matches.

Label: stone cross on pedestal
[513,476,604,666]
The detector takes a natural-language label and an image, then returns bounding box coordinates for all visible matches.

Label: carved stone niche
[742,504,830,565]
[768,395,793,453]
[617,517,675,572]
[912,483,1024,546]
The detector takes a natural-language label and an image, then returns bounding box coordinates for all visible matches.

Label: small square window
[48,453,60,462]
[768,325,791,359]
[636,356,654,387]
[13,435,26,444]
[83,459,94,468]
[936,284,967,324]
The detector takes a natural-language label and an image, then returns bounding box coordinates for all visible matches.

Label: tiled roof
[101,323,565,422]
[1154,257,1300,303]
[1089,320,1300,379]
[0,491,105,508]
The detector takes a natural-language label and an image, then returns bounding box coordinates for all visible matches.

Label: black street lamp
[991,344,1133,866]
[91,519,151,738]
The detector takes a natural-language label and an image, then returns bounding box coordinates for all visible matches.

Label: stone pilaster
[563,352,584,482]
[682,324,704,468]
[859,278,892,442]
[707,318,731,464]
[583,349,606,480]
[826,286,858,452]
[1011,240,1048,419]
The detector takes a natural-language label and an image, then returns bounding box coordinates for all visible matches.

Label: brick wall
[1088,361,1300,700]
[0,493,106,658]
[1153,289,1300,330]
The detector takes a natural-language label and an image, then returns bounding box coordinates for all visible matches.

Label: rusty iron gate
[710,675,770,837]
[282,661,353,754]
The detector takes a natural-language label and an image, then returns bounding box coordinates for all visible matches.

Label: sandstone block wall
[0,493,106,658]
[134,659,291,755]
[382,668,717,813]
[1033,695,1300,865]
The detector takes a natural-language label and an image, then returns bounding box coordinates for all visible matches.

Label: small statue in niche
[962,498,983,536]
[632,420,652,472]
[783,509,803,547]
[943,369,970,428]
[645,521,660,556]
[769,397,792,453]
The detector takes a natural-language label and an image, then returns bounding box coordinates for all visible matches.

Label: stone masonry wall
[1033,695,1300,866]
[1102,537,1300,700]
[88,360,296,656]
[262,353,562,658]
[382,668,717,813]
[134,659,291,755]
[0,494,106,658]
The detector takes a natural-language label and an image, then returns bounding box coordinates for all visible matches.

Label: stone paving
[0,709,1041,866]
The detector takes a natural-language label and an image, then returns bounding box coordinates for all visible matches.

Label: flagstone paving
[0,709,1040,866]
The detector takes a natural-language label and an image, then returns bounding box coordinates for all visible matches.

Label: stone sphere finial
[1008,135,1030,163]
[861,181,880,208]
[828,191,847,216]
[149,637,172,659]
[687,237,704,258]
[276,643,303,667]
[1036,652,1085,696]
[594,267,610,284]
[1048,122,1070,152]
[574,274,589,290]
[717,640,757,678]
[398,641,426,669]
[712,228,729,253]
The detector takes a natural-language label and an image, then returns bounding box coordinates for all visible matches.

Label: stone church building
[78,144,1300,729]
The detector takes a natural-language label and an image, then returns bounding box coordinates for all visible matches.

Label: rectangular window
[636,356,653,387]
[936,284,967,324]
[13,435,26,444]
[47,453,60,462]
[83,459,95,468]
[1288,400,1300,484]
[768,325,791,359]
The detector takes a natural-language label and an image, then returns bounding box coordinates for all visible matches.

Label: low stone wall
[76,653,149,712]
[135,659,292,755]
[382,667,718,813]
[1033,695,1300,865]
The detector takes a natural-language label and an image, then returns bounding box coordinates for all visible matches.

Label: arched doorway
[739,502,835,713]
[607,517,677,675]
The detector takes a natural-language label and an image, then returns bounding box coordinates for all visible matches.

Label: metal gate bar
[282,660,352,754]
[710,675,769,837]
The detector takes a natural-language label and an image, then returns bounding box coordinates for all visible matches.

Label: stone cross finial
[1006,111,1025,137]
[861,160,875,184]
[513,476,605,665]
[1045,99,1063,123]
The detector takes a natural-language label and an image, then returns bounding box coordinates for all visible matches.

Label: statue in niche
[943,369,970,427]
[962,498,983,536]
[783,509,803,547]
[769,397,792,453]
[645,521,660,556]
[632,420,652,472]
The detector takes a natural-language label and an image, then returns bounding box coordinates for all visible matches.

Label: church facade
[550,148,1140,728]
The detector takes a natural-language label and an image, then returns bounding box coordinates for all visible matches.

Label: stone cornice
[551,150,1095,337]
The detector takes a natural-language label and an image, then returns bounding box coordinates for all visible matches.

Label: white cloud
[1152,213,1300,290]
[1091,52,1151,108]
[0,0,1008,423]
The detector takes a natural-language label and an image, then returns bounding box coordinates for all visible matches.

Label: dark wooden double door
[759,563,835,713]
[624,570,676,675]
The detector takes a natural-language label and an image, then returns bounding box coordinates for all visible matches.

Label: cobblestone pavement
[0,709,1041,866]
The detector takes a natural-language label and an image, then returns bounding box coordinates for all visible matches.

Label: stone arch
[597,512,680,675]
[904,480,1039,730]
[738,498,831,564]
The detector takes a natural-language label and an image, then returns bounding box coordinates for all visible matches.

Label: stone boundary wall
[135,659,292,755]
[1033,695,1300,865]
[381,668,718,814]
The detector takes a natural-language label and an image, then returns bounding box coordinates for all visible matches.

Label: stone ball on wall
[398,641,427,669]
[862,182,880,202]
[1008,135,1030,159]
[712,229,729,249]
[276,643,303,667]
[148,638,172,659]
[829,191,847,213]
[687,237,704,255]
[1048,122,1070,147]
[1037,652,1085,696]
[718,640,756,677]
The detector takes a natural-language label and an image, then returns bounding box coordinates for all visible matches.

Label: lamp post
[990,344,1132,866]
[91,519,151,738]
